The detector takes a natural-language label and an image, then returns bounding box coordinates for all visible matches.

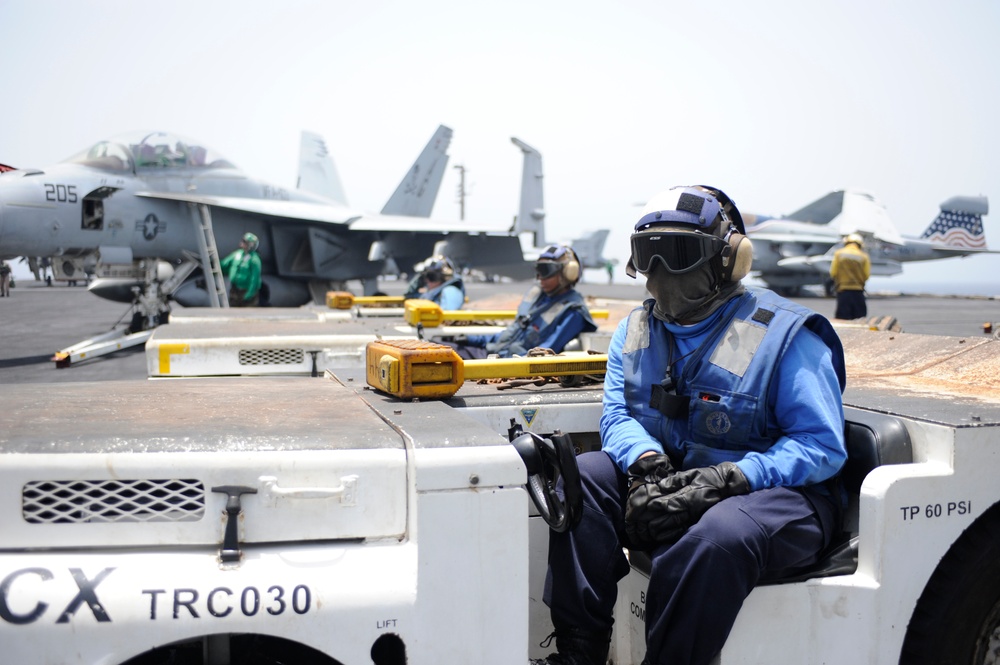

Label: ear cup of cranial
[562,254,581,283]
[721,234,752,282]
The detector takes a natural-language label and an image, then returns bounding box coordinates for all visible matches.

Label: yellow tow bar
[327,293,609,328]
[402,299,609,328]
[366,339,607,400]
[326,292,405,309]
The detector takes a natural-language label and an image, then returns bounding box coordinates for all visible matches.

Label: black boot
[529,627,612,665]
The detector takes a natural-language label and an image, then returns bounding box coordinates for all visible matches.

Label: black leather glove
[625,460,750,550]
[623,454,675,549]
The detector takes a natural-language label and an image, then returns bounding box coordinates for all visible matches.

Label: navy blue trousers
[544,451,840,665]
[834,290,867,320]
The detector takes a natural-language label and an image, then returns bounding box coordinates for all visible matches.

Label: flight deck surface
[1,279,998,384]
[843,385,1000,428]
[838,327,1000,427]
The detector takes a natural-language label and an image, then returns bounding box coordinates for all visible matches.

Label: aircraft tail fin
[570,229,611,269]
[784,190,906,244]
[918,195,989,249]
[837,189,905,245]
[784,189,908,245]
[297,131,348,205]
[0,163,17,173]
[785,191,845,226]
[511,137,546,247]
[381,125,453,217]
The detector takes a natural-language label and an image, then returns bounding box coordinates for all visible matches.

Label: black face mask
[644,262,744,324]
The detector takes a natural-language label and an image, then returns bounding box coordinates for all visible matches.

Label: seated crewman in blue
[443,244,597,360]
[532,186,847,665]
[404,255,466,310]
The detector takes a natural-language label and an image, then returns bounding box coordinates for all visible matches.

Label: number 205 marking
[44,184,78,203]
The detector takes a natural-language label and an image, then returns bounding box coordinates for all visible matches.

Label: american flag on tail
[919,210,987,248]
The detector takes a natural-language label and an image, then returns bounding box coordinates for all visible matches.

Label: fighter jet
[509,137,612,275]
[0,126,527,311]
[743,189,993,294]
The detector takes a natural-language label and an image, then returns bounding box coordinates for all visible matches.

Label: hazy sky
[2,0,998,291]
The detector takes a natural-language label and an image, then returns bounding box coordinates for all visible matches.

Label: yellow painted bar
[158,343,190,375]
[463,355,607,381]
[326,291,406,309]
[404,299,609,328]
[365,339,606,399]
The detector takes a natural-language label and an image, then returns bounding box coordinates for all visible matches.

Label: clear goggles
[629,228,726,275]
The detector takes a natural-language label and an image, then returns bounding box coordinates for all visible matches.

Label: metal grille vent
[23,479,205,524]
[239,348,305,365]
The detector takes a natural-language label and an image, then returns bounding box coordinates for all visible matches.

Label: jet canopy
[64,131,237,173]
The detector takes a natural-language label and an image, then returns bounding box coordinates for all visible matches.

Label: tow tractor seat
[628,408,913,583]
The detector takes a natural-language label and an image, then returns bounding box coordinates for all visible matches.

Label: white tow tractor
[1,327,999,664]
[143,298,612,379]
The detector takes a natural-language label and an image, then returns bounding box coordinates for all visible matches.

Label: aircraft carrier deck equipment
[3,327,1000,664]
[51,328,155,368]
[326,291,406,309]
[0,373,605,664]
[366,338,606,400]
[144,318,508,378]
[144,304,611,379]
[402,298,609,328]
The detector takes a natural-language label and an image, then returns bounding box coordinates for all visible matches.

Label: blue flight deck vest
[422,276,466,306]
[621,288,845,471]
[486,286,596,357]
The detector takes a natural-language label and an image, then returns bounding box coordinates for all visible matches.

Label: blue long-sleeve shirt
[435,284,465,310]
[408,277,466,310]
[599,302,846,491]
